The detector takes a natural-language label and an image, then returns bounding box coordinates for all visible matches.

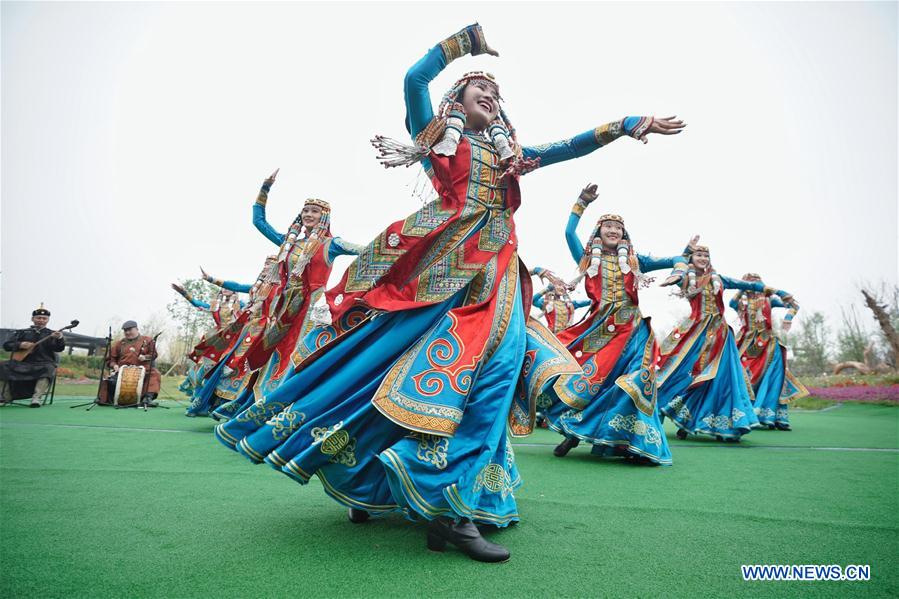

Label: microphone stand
[71,327,113,410]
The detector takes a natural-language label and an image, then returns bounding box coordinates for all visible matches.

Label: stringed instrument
[11,320,79,361]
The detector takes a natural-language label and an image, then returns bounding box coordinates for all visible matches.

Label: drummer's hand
[138,354,151,361]
[111,365,120,374]
[18,341,35,350]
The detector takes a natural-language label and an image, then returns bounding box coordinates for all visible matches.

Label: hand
[782,320,793,332]
[687,235,700,251]
[112,365,120,374]
[659,275,681,287]
[782,294,794,304]
[635,115,686,143]
[483,43,499,57]
[579,183,599,205]
[138,354,150,362]
[18,341,35,350]
[171,283,187,296]
[264,168,279,186]
[51,331,63,339]
[200,266,212,282]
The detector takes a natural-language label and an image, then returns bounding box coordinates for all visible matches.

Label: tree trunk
[861,289,899,369]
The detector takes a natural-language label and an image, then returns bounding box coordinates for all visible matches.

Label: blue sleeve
[328,238,364,263]
[728,296,740,311]
[222,280,253,293]
[404,46,444,138]
[521,117,644,169]
[636,254,685,273]
[239,300,246,309]
[770,296,786,309]
[189,298,211,310]
[721,275,765,293]
[253,201,285,246]
[565,212,585,264]
[573,299,592,309]
[533,291,545,310]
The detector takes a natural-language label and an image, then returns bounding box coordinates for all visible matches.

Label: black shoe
[676,429,688,440]
[725,437,740,443]
[426,518,510,563]
[348,508,370,524]
[553,436,580,457]
[715,435,725,442]
[775,423,792,431]
[29,402,41,408]
[767,424,776,430]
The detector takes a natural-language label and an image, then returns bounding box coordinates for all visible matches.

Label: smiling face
[598,221,625,250]
[301,204,323,229]
[691,250,711,271]
[460,80,500,133]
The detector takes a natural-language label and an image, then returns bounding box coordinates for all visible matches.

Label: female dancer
[544,184,689,465]
[731,273,807,430]
[530,267,590,334]
[215,24,683,562]
[657,247,789,441]
[171,283,243,403]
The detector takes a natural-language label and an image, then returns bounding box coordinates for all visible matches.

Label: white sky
[2,2,897,344]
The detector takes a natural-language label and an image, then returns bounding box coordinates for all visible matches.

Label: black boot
[347,508,370,524]
[553,436,580,457]
[142,393,159,408]
[775,423,792,431]
[426,518,510,563]
[676,429,688,440]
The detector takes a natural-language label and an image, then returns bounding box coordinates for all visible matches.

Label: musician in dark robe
[98,320,162,406]
[0,305,65,407]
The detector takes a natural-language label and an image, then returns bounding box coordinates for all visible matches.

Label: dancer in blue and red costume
[731,273,807,430]
[657,247,791,441]
[185,258,276,417]
[216,170,362,420]
[171,283,244,404]
[529,267,590,334]
[543,183,689,465]
[214,23,684,562]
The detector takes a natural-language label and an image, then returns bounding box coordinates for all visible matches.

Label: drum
[113,365,145,406]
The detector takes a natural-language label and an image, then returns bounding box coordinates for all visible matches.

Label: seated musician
[99,321,162,406]
[0,305,65,408]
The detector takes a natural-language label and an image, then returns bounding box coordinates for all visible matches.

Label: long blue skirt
[184,350,234,418]
[214,285,528,527]
[658,325,759,439]
[752,344,790,427]
[544,320,672,465]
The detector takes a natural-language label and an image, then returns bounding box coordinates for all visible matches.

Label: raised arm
[522,116,685,170]
[565,184,599,264]
[405,24,492,138]
[172,284,211,310]
[253,171,285,246]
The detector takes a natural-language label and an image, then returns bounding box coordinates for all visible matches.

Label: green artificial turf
[1,400,897,598]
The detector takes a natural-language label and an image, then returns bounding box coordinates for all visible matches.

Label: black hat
[32,303,50,317]
[122,320,138,330]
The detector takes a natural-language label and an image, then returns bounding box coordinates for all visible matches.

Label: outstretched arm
[573,299,592,309]
[252,170,285,246]
[637,254,687,273]
[328,237,366,264]
[200,269,253,294]
[721,275,789,299]
[522,116,685,170]
[171,283,211,310]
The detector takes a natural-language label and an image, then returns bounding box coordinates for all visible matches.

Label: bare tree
[861,285,899,370]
